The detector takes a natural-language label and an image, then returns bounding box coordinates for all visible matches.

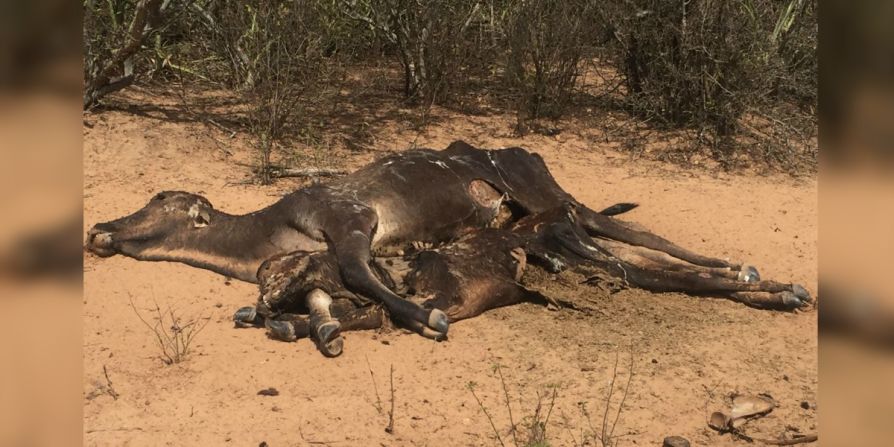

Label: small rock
[800,401,810,410]
[652,358,658,364]
[381,340,390,345]
[663,436,690,447]
[257,388,279,396]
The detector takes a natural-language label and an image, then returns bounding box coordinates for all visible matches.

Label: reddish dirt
[83,89,817,446]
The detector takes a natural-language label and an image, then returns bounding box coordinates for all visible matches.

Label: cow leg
[593,238,742,280]
[263,290,367,357]
[547,225,811,310]
[331,229,449,337]
[576,206,738,269]
[610,264,812,310]
[237,300,386,355]
[263,302,386,339]
[305,289,344,357]
[729,290,813,309]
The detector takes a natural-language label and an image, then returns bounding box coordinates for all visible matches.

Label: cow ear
[188,203,211,228]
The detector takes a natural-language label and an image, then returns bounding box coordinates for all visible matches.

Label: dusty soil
[83,88,817,446]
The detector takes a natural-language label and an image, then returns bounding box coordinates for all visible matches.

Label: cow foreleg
[263,302,386,341]
[237,299,386,354]
[332,230,449,337]
[267,288,369,357]
[305,289,344,357]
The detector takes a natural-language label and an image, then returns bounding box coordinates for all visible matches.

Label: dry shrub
[600,0,816,160]
[83,0,817,170]
[130,298,211,365]
[504,0,595,121]
[208,0,335,183]
[467,363,559,447]
[342,0,487,103]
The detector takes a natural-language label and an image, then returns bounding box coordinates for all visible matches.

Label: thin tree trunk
[84,0,163,109]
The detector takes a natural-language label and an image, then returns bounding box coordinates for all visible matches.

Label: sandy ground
[83,89,817,446]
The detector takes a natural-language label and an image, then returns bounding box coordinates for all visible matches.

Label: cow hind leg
[618,264,813,310]
[577,206,739,270]
[593,237,742,280]
[554,231,810,309]
[731,287,812,310]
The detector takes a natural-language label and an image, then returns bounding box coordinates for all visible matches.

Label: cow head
[85,191,214,258]
[513,203,611,272]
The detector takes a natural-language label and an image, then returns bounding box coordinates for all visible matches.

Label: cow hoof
[737,265,760,283]
[420,327,447,342]
[315,320,341,345]
[318,336,344,358]
[265,320,297,342]
[791,284,813,306]
[780,291,804,309]
[255,300,274,318]
[428,309,449,334]
[233,306,260,328]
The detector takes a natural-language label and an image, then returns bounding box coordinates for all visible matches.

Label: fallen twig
[267,167,348,178]
[234,161,348,180]
[85,427,145,434]
[733,431,818,445]
[103,365,119,400]
[205,118,238,139]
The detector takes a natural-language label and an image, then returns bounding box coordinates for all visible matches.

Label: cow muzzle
[85,226,116,257]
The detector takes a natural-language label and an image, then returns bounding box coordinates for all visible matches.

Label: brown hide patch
[405,229,534,321]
